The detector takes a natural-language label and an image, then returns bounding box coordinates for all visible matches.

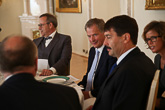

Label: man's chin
[108,52,113,57]
[93,44,102,48]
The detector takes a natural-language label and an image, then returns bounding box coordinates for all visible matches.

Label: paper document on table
[67,75,79,82]
[38,59,49,72]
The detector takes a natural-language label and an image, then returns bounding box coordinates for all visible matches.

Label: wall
[55,0,89,57]
[92,0,120,21]
[0,0,23,40]
[56,0,121,57]
[134,0,165,61]
[0,0,165,60]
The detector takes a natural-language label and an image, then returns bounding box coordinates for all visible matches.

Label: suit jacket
[33,32,72,75]
[78,46,117,97]
[154,54,165,110]
[93,47,157,110]
[0,73,81,110]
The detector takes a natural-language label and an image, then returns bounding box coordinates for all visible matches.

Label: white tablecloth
[83,98,96,110]
[35,74,84,107]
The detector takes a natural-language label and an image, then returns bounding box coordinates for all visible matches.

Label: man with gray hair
[78,18,116,99]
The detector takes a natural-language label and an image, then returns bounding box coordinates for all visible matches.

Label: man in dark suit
[88,15,157,110]
[78,18,116,99]
[33,13,72,76]
[0,35,81,110]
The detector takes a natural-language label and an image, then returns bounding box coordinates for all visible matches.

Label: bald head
[4,36,26,51]
[0,35,37,73]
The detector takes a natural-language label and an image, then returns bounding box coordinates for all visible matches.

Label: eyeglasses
[38,22,50,27]
[145,36,161,44]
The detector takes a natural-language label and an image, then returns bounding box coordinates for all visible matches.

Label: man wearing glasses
[33,13,72,76]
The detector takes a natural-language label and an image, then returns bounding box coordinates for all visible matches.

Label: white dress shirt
[117,46,136,65]
[45,31,57,74]
[89,45,105,98]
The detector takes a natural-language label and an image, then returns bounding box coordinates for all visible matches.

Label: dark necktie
[45,36,52,40]
[108,63,117,77]
[43,36,52,47]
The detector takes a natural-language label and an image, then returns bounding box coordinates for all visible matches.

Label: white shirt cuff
[79,85,84,89]
[49,67,57,75]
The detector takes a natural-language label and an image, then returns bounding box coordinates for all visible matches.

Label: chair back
[146,70,160,110]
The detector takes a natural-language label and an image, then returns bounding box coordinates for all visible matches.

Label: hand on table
[39,69,53,76]
[82,91,90,100]
[86,105,93,110]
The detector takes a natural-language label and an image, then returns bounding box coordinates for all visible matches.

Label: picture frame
[145,0,165,10]
[55,0,82,13]
[32,29,40,39]
[0,0,2,6]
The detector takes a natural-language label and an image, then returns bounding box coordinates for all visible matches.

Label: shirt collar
[117,46,136,65]
[96,45,104,54]
[5,74,13,81]
[49,30,56,39]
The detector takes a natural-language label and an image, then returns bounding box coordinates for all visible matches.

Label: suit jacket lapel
[95,46,107,76]
[44,32,60,58]
[35,37,44,47]
[87,47,95,73]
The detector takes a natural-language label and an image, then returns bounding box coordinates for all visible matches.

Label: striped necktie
[86,49,100,91]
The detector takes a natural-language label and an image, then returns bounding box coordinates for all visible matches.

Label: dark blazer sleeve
[50,33,72,75]
[154,54,161,69]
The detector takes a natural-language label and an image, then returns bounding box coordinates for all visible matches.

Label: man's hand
[86,105,93,110]
[39,69,53,76]
[83,91,90,100]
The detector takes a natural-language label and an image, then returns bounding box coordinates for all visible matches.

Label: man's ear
[123,33,131,43]
[49,22,54,29]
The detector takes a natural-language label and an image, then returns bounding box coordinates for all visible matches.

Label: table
[0,73,84,107]
[35,74,84,107]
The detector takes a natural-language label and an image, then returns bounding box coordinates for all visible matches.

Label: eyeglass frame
[38,22,50,27]
[145,36,161,44]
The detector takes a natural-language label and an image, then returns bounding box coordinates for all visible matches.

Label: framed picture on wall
[56,0,82,13]
[32,29,40,39]
[145,0,165,10]
[0,0,2,6]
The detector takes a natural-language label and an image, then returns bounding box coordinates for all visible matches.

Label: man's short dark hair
[85,18,105,33]
[40,13,58,28]
[0,35,37,73]
[104,15,138,45]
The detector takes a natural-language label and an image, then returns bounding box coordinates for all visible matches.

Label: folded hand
[39,69,53,76]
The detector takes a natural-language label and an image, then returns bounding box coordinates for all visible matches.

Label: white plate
[46,78,66,83]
